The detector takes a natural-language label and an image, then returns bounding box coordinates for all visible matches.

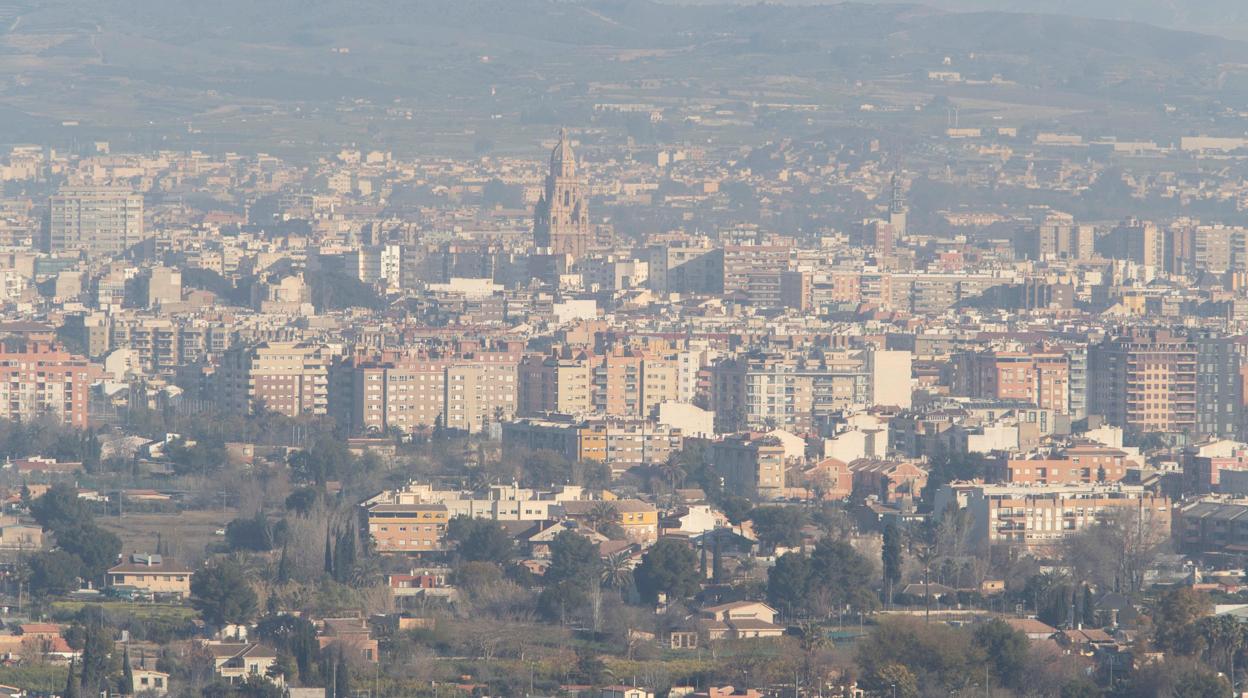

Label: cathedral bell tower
[533,128,590,259]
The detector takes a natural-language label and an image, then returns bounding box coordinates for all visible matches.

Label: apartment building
[502,415,682,471]
[933,482,1171,549]
[710,433,787,501]
[1175,498,1248,555]
[217,341,332,417]
[45,186,145,255]
[999,444,1134,485]
[1090,329,1197,434]
[364,502,450,554]
[954,348,1070,415]
[332,343,521,434]
[0,339,91,428]
[518,348,678,419]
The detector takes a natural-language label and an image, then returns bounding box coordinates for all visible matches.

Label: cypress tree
[122,645,134,695]
[323,528,334,576]
[1082,585,1097,627]
[334,650,351,698]
[64,657,79,698]
[277,540,292,584]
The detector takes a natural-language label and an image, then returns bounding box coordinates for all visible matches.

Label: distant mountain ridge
[667,0,1248,39]
[1,0,1246,145]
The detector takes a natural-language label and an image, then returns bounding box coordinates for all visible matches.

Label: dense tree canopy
[749,506,807,551]
[447,516,514,564]
[634,538,700,603]
[191,561,260,627]
[767,538,878,618]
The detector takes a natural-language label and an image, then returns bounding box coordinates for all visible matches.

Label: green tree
[585,501,621,535]
[634,538,700,603]
[238,673,286,698]
[1153,587,1213,655]
[766,551,812,618]
[226,511,281,552]
[538,530,601,623]
[720,496,754,532]
[75,614,114,695]
[1123,658,1230,698]
[871,663,918,698]
[334,649,351,698]
[121,645,134,695]
[255,614,320,685]
[289,436,350,485]
[27,550,82,597]
[882,523,902,606]
[810,538,878,613]
[447,516,514,564]
[1195,614,1246,678]
[285,487,322,516]
[856,617,977,693]
[331,526,357,583]
[1060,678,1101,698]
[575,649,608,686]
[30,482,90,530]
[546,531,600,587]
[600,551,633,591]
[58,523,121,586]
[64,657,80,698]
[971,619,1029,690]
[750,506,807,551]
[191,561,259,627]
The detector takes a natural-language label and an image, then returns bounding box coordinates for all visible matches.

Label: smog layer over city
[2,1,1248,697]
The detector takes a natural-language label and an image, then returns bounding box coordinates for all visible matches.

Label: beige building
[107,554,192,598]
[218,341,332,417]
[710,434,787,501]
[333,343,521,434]
[519,352,593,416]
[933,482,1171,550]
[46,186,145,255]
[131,668,170,695]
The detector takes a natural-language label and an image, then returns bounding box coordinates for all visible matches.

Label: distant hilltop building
[44,185,145,256]
[533,129,590,259]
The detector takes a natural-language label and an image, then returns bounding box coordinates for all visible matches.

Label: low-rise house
[694,688,765,698]
[0,523,44,551]
[700,601,784,640]
[601,687,655,698]
[316,617,378,663]
[203,642,280,684]
[131,668,170,695]
[1002,617,1059,641]
[849,459,928,505]
[1057,628,1116,656]
[560,499,659,545]
[107,554,192,598]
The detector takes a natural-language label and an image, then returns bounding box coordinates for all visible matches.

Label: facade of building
[364,502,450,554]
[710,434,786,501]
[46,186,145,255]
[217,341,332,417]
[0,339,90,428]
[934,482,1171,549]
[955,349,1070,415]
[1090,330,1197,433]
[1001,444,1133,485]
[106,554,192,598]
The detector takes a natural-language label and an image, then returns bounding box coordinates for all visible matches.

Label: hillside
[0,0,1241,153]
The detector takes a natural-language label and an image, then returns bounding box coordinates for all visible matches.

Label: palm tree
[657,460,686,493]
[601,551,633,591]
[585,501,621,535]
